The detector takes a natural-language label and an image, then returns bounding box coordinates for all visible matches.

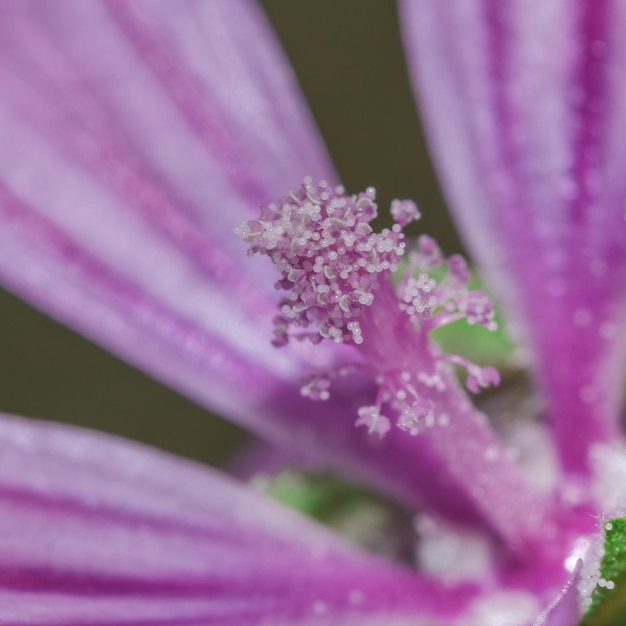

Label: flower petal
[0,0,501,526]
[0,413,476,625]
[401,0,626,472]
[0,0,335,430]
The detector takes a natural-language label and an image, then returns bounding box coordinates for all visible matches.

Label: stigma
[236,178,499,437]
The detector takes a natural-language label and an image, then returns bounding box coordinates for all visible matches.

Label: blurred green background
[0,1,463,467]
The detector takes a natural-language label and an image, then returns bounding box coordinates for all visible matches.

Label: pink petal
[0,413,476,625]
[401,0,626,472]
[0,0,504,527]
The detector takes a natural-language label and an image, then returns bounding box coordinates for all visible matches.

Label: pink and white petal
[0,413,476,626]
[401,0,626,473]
[0,0,504,528]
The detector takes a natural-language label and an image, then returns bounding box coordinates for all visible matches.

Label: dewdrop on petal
[237,179,501,437]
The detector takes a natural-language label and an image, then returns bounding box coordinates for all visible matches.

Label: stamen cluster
[238,179,501,438]
[236,178,409,346]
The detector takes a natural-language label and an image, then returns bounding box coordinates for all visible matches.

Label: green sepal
[581,517,626,626]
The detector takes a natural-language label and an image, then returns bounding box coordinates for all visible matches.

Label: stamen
[390,198,421,227]
[355,406,391,438]
[441,355,501,394]
[236,178,500,437]
[235,178,405,347]
[300,374,332,401]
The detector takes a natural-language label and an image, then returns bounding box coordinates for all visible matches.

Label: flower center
[236,178,500,437]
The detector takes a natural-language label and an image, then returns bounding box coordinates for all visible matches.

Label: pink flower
[0,1,624,624]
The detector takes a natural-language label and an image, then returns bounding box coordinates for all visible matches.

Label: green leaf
[581,517,626,626]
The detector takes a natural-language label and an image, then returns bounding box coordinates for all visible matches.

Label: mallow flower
[0,1,624,625]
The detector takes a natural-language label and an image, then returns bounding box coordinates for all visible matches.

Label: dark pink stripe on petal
[401,0,626,473]
[0,414,476,625]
